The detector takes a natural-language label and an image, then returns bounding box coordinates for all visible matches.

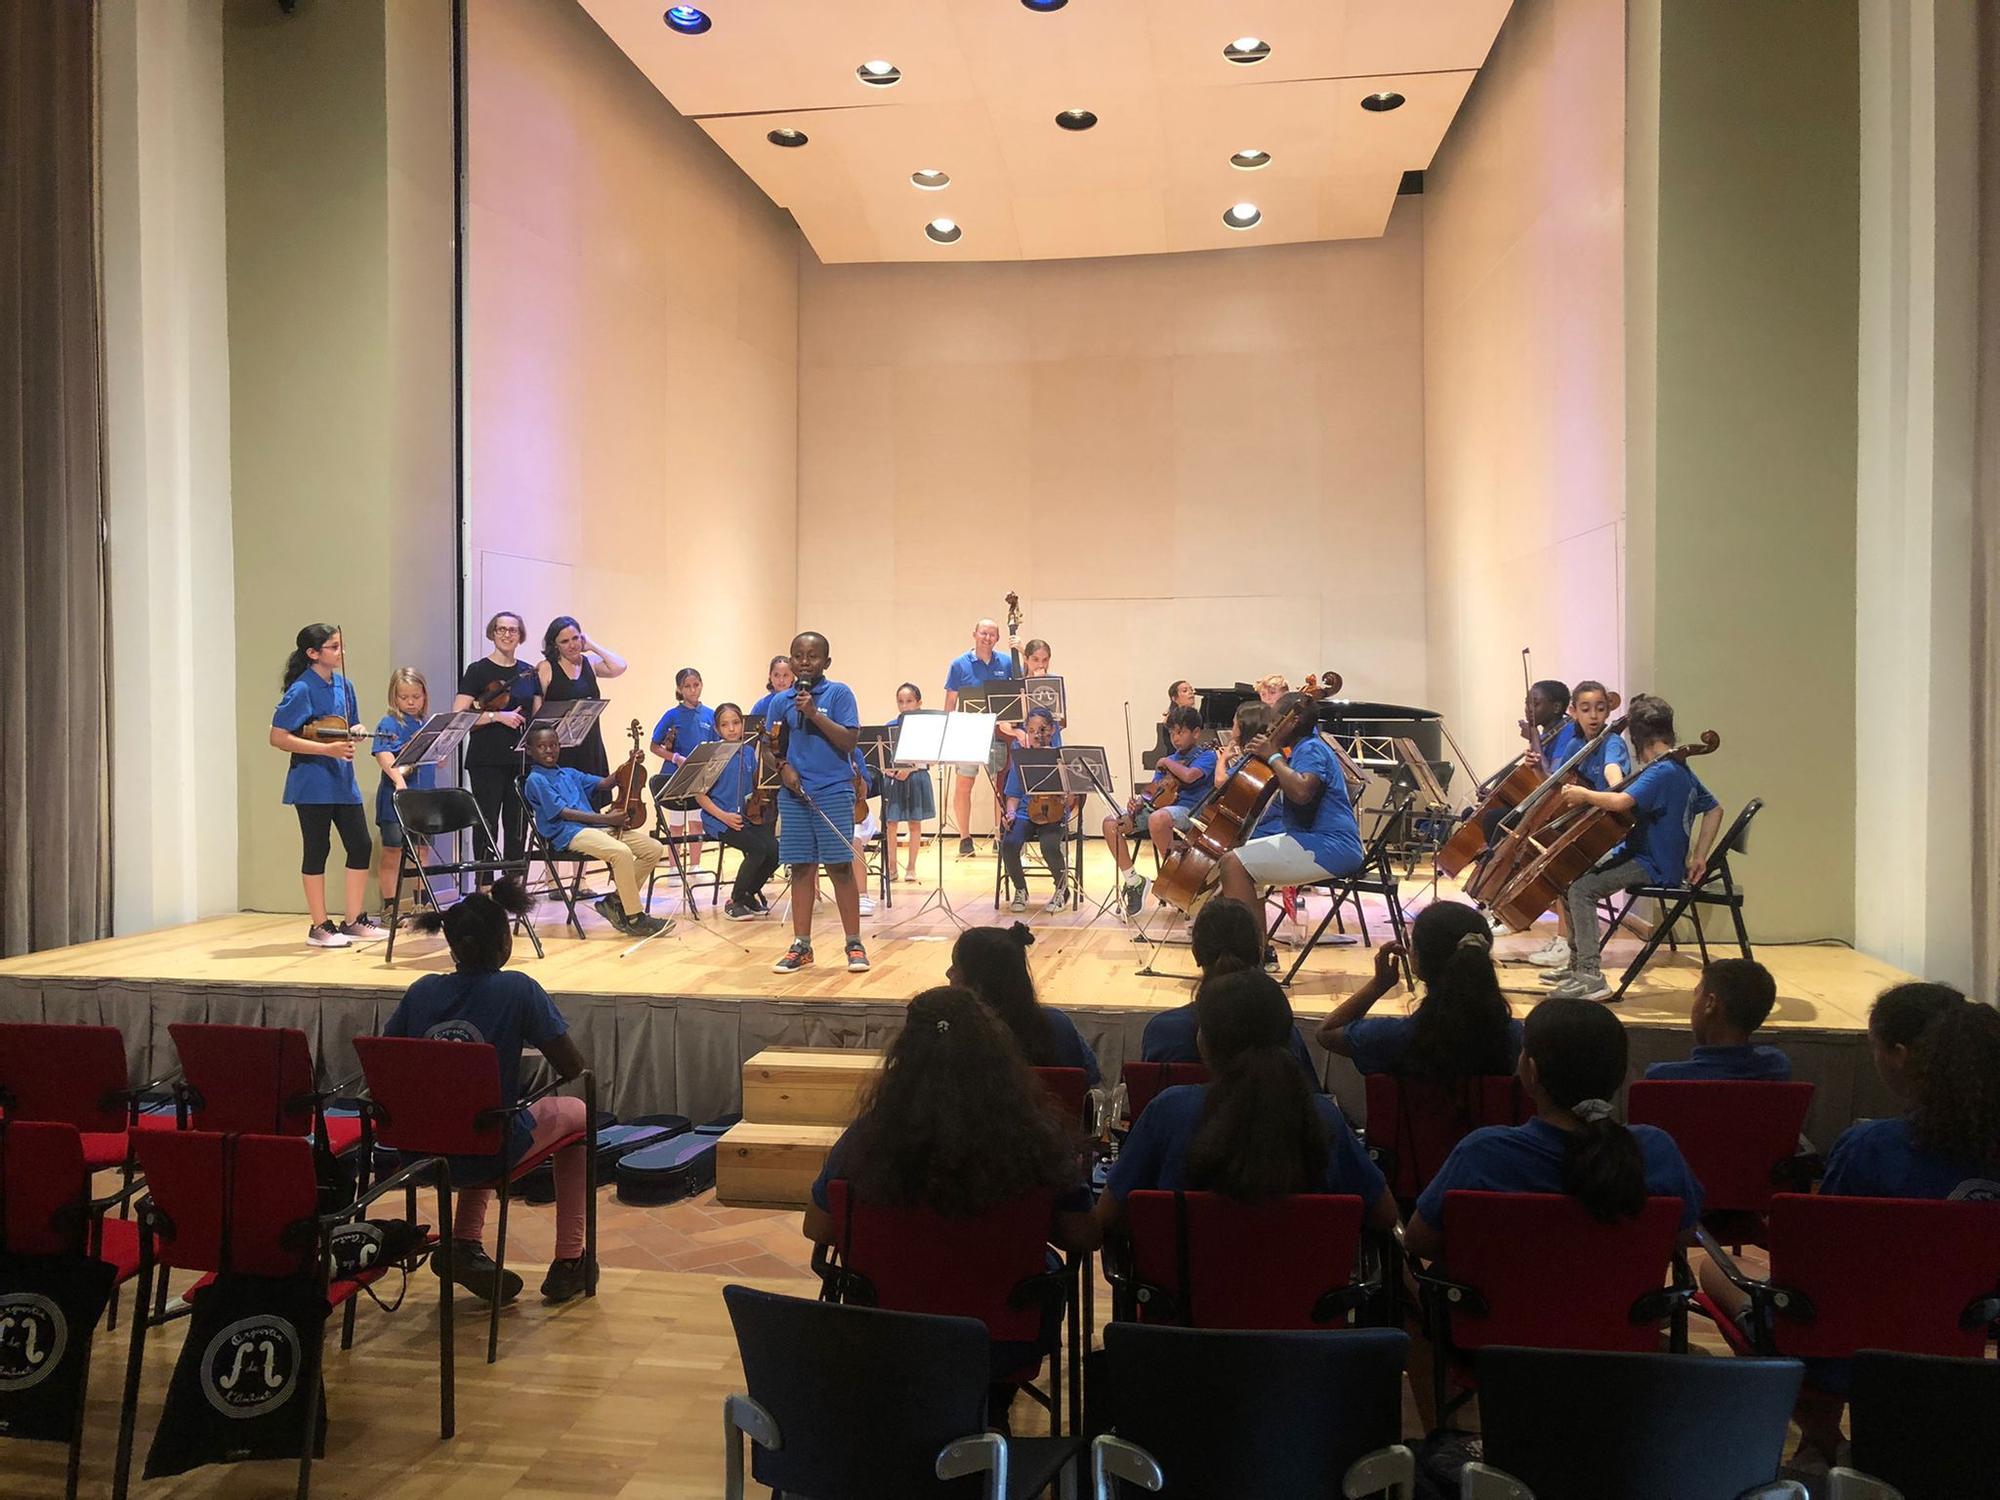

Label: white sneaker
[307,922,350,949]
[857,893,876,916]
[1488,918,1515,938]
[1528,936,1572,969]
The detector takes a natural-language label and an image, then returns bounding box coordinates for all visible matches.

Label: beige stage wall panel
[464,0,802,740]
[796,201,1429,786]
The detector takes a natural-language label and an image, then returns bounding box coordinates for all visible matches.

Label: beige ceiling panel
[1141,0,1511,86]
[1011,185,1170,262]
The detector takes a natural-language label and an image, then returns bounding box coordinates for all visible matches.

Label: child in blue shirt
[1527,680,1631,969]
[372,667,436,916]
[1544,693,1723,1002]
[1104,705,1216,915]
[949,922,1099,1084]
[268,624,379,949]
[521,725,669,939]
[771,632,868,976]
[651,667,719,870]
[391,878,594,1304]
[881,683,938,883]
[748,655,795,726]
[1320,900,1524,1080]
[1141,897,1321,1085]
[692,702,781,921]
[1643,958,1791,1081]
[999,708,1072,914]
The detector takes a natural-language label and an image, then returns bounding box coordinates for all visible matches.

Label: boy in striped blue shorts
[771,632,868,974]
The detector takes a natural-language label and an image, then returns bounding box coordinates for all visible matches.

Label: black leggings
[297,803,372,876]
[720,820,782,904]
[1001,820,1069,893]
[468,764,528,865]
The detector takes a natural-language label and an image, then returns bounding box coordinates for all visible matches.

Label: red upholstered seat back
[1627,1081,1815,1214]
[1032,1067,1089,1129]
[1765,1194,2000,1360]
[1121,1062,1211,1126]
[171,1022,320,1137]
[825,1179,1055,1347]
[1437,1192,1685,1353]
[1125,1190,1365,1329]
[136,1130,319,1277]
[0,1022,133,1133]
[0,1120,90,1256]
[1365,1073,1531,1201]
[353,1034,504,1157]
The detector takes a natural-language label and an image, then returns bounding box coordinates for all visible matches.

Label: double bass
[605,719,649,831]
[1153,671,1342,914]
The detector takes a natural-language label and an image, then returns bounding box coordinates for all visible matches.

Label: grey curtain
[1976,6,2000,1003]
[0,0,109,955]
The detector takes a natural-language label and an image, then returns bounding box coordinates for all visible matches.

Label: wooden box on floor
[716,1047,882,1209]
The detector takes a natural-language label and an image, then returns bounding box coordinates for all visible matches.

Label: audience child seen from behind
[391,878,595,1304]
[1099,969,1395,1231]
[1642,958,1790,1081]
[1141,897,1321,1084]
[948,923,1099,1085]
[1861,980,1968,1102]
[1319,900,1523,1081]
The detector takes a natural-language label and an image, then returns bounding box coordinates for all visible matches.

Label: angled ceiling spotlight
[1223,37,1271,65]
[1021,0,1069,9]
[911,169,951,190]
[1361,91,1406,112]
[1055,108,1098,131]
[767,128,809,148]
[1230,148,1271,170]
[1222,202,1262,230]
[924,218,963,245]
[662,7,711,35]
[857,60,902,87]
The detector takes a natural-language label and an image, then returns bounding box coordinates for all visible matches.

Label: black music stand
[993,748,1077,911]
[854,725,897,910]
[386,710,479,904]
[954,684,1026,846]
[638,738,744,938]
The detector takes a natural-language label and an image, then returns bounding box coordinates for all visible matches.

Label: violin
[303,716,393,745]
[742,719,783,826]
[473,666,535,714]
[605,719,648,831]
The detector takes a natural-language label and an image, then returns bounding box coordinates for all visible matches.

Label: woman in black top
[537,616,628,781]
[452,610,543,865]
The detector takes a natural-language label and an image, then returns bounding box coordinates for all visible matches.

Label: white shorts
[1233,833,1340,887]
[855,811,880,841]
[658,804,699,831]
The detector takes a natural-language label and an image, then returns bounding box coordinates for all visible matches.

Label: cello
[605,719,649,831]
[1153,671,1341,914]
[742,718,783,826]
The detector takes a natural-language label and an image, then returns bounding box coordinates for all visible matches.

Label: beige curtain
[0,0,110,955]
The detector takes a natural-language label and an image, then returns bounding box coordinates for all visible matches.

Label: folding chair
[0,1120,145,1499]
[1829,1351,2000,1500]
[351,1035,597,1364]
[524,814,598,937]
[1282,793,1416,987]
[1118,1061,1209,1128]
[1601,798,1762,1001]
[643,769,723,916]
[1362,1073,1531,1206]
[385,787,542,960]
[1625,1080,1815,1244]
[1090,1324,1414,1499]
[722,1284,1084,1500]
[1462,1347,1807,1500]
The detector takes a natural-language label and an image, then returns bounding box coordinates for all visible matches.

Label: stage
[0,858,1906,1143]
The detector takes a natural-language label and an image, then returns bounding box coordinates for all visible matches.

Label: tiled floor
[475,1180,820,1283]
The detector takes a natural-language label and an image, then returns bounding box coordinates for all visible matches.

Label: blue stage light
[663,7,711,36]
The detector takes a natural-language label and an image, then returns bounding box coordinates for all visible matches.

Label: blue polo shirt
[1546,721,1631,791]
[383,969,569,1177]
[273,672,363,806]
[522,764,601,851]
[651,703,717,761]
[700,740,761,838]
[1413,1116,1704,1233]
[1280,737,1363,874]
[750,688,789,725]
[1342,1013,1526,1077]
[1821,1116,2000,1201]
[1139,1003,1322,1090]
[774,677,860,795]
[1041,1008,1101,1085]
[1106,1085,1384,1205]
[1643,1044,1791,1082]
[1153,745,1217,810]
[1614,758,1721,884]
[944,650,1016,699]
[373,710,435,825]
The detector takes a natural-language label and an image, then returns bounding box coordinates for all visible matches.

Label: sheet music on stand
[394,710,478,771]
[1009,749,1067,799]
[893,711,999,769]
[956,683,1028,727]
[742,712,765,736]
[1056,746,1115,808]
[1022,674,1067,724]
[516,697,606,753]
[653,737,740,804]
[1392,737,1450,810]
[854,724,896,781]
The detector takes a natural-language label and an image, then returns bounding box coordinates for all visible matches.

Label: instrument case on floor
[614,1113,738,1204]
[520,1113,691,1203]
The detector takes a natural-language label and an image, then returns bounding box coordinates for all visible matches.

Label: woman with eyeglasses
[453,610,544,867]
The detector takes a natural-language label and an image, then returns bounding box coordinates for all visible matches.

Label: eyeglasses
[492,625,522,637]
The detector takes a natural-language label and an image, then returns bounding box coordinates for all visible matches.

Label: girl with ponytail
[1140,897,1322,1082]
[1319,901,1522,1082]
[268,623,377,948]
[949,923,1100,1083]
[1098,969,1396,1233]
[1403,997,1702,1262]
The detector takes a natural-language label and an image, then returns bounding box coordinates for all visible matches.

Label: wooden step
[741,1046,883,1126]
[713,1122,843,1210]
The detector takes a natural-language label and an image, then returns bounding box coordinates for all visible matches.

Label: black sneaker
[593,895,632,934]
[540,1255,598,1304]
[628,913,673,938]
[773,939,814,974]
[957,837,976,859]
[751,893,771,914]
[723,899,758,922]
[844,938,871,972]
[431,1239,522,1304]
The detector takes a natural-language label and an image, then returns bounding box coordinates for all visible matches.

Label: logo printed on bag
[330,1221,385,1274]
[200,1316,302,1420]
[0,1294,67,1392]
[425,1018,485,1044]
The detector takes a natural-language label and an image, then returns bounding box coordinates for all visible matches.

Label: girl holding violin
[1104,705,1215,915]
[693,703,780,921]
[538,616,627,782]
[453,610,542,868]
[269,624,379,949]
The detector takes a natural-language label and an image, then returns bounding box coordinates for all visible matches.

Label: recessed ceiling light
[857,60,901,87]
[1021,0,1068,9]
[1230,149,1271,170]
[662,6,710,35]
[1055,109,1098,131]
[924,218,963,245]
[1223,37,1271,65]
[1222,202,1262,230]
[911,169,951,190]
[767,128,809,148]
[1361,91,1406,112]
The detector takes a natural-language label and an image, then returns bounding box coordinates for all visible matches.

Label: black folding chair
[1601,798,1762,1002]
[1830,1350,2000,1500]
[385,788,542,959]
[1282,792,1416,988]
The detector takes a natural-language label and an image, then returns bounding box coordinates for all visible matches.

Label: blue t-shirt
[522,764,602,851]
[1414,1116,1704,1233]
[1041,1008,1101,1086]
[1643,1044,1792,1082]
[699,739,762,838]
[1821,1116,2000,1201]
[272,672,364,806]
[1342,1013,1526,1077]
[373,711,435,825]
[383,969,569,1175]
[651,703,717,762]
[1614,758,1721,885]
[1154,745,1217,811]
[1139,1003,1322,1090]
[809,1119,1094,1215]
[774,677,860,793]
[1546,722,1631,792]
[1279,737,1363,875]
[944,650,1016,699]
[1107,1085,1384,1206]
[749,688,788,726]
